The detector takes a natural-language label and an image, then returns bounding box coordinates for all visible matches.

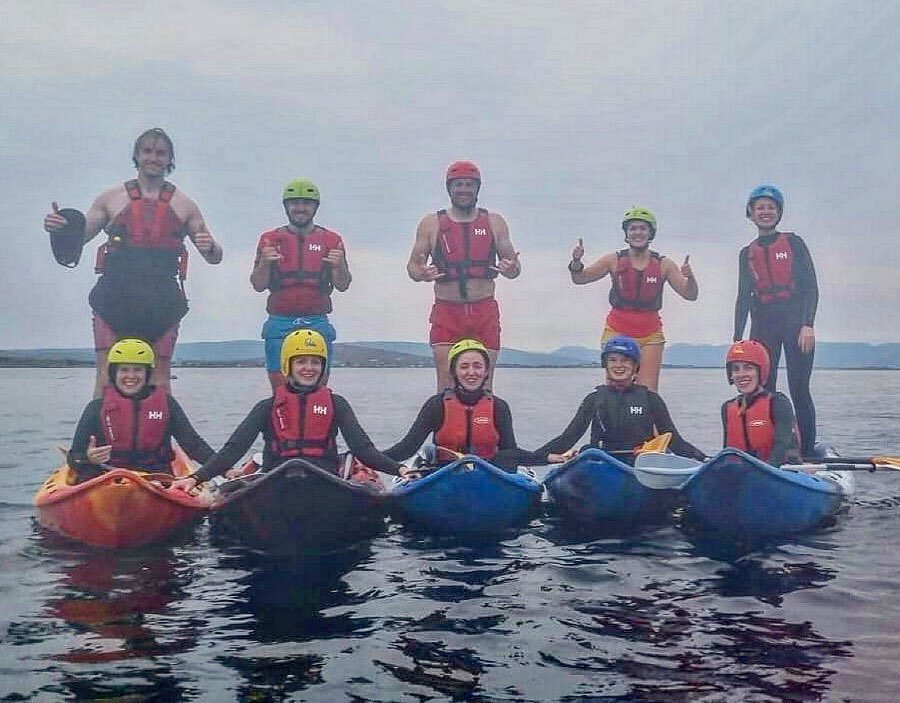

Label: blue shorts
[262,314,336,372]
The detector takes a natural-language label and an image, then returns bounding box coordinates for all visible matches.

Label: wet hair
[132,128,175,174]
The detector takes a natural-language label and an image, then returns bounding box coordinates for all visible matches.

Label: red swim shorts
[428,298,501,350]
[92,315,180,359]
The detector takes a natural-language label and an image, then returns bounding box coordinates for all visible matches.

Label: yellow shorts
[600,325,666,348]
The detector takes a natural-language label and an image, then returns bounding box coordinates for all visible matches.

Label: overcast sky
[3,1,899,351]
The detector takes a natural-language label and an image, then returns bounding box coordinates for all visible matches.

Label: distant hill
[1,340,899,369]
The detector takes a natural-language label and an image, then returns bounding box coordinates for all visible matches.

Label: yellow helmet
[448,338,490,368]
[107,338,155,368]
[281,329,328,376]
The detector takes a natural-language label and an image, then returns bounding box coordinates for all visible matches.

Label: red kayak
[34,447,213,548]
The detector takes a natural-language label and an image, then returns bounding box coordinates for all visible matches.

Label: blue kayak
[682,448,854,538]
[543,448,682,525]
[389,455,542,534]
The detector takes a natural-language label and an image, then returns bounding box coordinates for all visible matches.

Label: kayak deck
[211,458,387,550]
[390,455,542,534]
[34,447,212,549]
[682,448,854,538]
[544,448,682,525]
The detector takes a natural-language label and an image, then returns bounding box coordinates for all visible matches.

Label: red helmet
[446,160,481,183]
[726,339,770,385]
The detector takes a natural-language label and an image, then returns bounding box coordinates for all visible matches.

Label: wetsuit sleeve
[533,393,596,456]
[791,235,819,327]
[332,394,403,475]
[733,245,753,341]
[382,395,444,461]
[67,398,105,479]
[769,392,800,467]
[720,401,729,450]
[492,397,547,469]
[194,399,271,482]
[167,396,215,464]
[648,392,707,460]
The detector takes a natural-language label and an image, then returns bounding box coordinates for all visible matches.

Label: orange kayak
[34,447,213,548]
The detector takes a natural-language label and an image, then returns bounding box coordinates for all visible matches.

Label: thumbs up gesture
[43,201,68,234]
[680,254,693,279]
[572,237,585,262]
[86,435,112,465]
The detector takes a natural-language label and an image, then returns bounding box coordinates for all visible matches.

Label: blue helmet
[601,335,641,367]
[746,184,784,216]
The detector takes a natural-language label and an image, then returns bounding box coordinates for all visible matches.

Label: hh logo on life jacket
[629,406,644,415]
[308,243,322,252]
[473,228,488,236]
[473,415,490,425]
[645,276,658,284]
[775,252,788,260]
[749,419,768,427]
[312,405,329,416]
[147,411,164,420]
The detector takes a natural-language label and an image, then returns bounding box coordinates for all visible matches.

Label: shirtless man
[407,161,521,390]
[43,128,223,396]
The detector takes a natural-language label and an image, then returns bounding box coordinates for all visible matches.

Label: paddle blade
[635,432,672,455]
[50,208,86,268]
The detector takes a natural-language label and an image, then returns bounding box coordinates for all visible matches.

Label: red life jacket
[609,250,665,311]
[259,225,342,315]
[748,232,795,304]
[434,391,500,460]
[269,385,336,460]
[100,385,173,468]
[724,391,778,462]
[432,209,498,297]
[96,180,189,279]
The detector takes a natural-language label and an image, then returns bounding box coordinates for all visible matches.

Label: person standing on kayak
[67,338,215,483]
[734,184,818,455]
[172,329,405,492]
[722,339,801,466]
[42,128,224,398]
[383,338,568,471]
[251,179,351,390]
[407,161,522,390]
[534,336,706,462]
[568,207,698,392]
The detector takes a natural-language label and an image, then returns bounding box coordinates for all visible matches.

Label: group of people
[46,128,819,488]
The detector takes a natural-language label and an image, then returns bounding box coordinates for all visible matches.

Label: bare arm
[406,214,443,282]
[663,255,699,301]
[184,199,222,264]
[323,239,351,291]
[490,213,521,279]
[571,251,616,285]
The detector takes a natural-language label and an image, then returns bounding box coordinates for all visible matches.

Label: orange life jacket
[434,391,500,460]
[724,391,777,461]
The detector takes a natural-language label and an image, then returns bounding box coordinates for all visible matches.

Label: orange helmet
[446,160,481,184]
[726,339,770,385]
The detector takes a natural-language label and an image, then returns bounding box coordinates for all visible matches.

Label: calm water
[2,367,899,702]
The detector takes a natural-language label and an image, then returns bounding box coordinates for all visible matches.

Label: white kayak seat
[632,452,703,490]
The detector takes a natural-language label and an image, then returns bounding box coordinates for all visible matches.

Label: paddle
[785,455,900,473]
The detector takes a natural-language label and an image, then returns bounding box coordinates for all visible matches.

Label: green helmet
[622,206,657,232]
[282,179,320,202]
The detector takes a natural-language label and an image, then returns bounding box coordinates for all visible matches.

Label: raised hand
[491,251,521,276]
[43,201,68,233]
[680,254,693,279]
[415,251,445,282]
[572,238,585,262]
[86,434,112,465]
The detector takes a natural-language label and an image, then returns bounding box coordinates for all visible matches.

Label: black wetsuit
[734,232,818,454]
[383,389,549,471]
[534,384,706,462]
[194,385,402,482]
[68,388,214,481]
